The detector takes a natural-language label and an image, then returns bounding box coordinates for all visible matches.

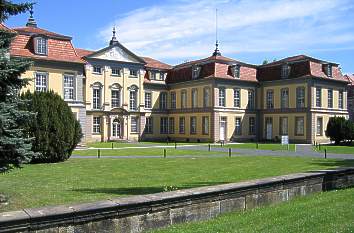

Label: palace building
[4,14,350,144]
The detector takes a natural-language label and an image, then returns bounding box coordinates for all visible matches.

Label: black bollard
[97,149,101,158]
[324,149,327,159]
[175,142,177,149]
[111,142,114,149]
[256,143,259,149]
[163,149,166,158]
[208,144,211,151]
[229,148,231,157]
[319,144,321,151]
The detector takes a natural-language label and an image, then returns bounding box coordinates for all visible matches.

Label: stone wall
[1,167,353,233]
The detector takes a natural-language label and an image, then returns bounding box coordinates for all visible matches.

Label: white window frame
[279,117,288,135]
[233,88,241,108]
[111,67,121,76]
[281,64,290,79]
[231,64,240,79]
[129,69,138,77]
[144,92,152,109]
[235,117,242,135]
[131,116,138,133]
[295,117,304,136]
[35,37,47,55]
[249,117,255,135]
[339,90,343,109]
[190,116,197,134]
[191,88,198,108]
[35,72,48,92]
[281,88,289,109]
[129,89,137,111]
[145,117,153,134]
[181,90,187,109]
[219,88,226,107]
[202,116,209,135]
[169,117,175,134]
[248,89,255,109]
[316,87,322,107]
[93,116,101,133]
[170,92,176,109]
[179,117,185,134]
[63,74,75,100]
[316,117,323,136]
[159,92,167,110]
[328,89,333,108]
[111,89,121,108]
[93,66,102,75]
[160,117,168,134]
[266,90,274,109]
[92,86,102,109]
[203,87,210,107]
[296,87,305,108]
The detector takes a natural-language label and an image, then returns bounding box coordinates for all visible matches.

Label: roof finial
[26,5,37,28]
[212,8,221,56]
[109,26,118,46]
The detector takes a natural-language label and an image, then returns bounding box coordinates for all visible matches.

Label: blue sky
[6,0,354,74]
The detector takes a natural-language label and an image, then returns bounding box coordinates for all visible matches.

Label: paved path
[72,144,354,160]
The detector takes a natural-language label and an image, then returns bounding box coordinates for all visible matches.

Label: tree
[21,91,82,163]
[0,0,34,172]
[344,120,354,144]
[325,117,347,145]
[262,59,269,65]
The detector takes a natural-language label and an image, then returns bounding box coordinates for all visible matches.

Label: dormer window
[326,64,332,77]
[150,71,156,80]
[130,69,138,77]
[111,67,120,76]
[231,64,240,79]
[35,37,47,55]
[281,64,290,79]
[159,72,165,81]
[192,66,201,79]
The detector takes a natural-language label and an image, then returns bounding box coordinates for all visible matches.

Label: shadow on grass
[72,181,228,196]
[310,159,354,168]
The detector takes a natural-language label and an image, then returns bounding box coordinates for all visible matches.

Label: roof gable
[86,42,146,64]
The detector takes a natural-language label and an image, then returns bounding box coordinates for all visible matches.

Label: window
[131,117,138,133]
[231,64,240,79]
[181,90,187,108]
[190,116,197,134]
[150,71,156,80]
[295,117,304,136]
[192,66,201,79]
[159,92,167,109]
[130,69,138,77]
[93,66,102,74]
[219,88,226,107]
[170,92,176,109]
[179,117,185,134]
[191,88,198,108]
[160,117,168,134]
[316,87,322,107]
[326,64,332,77]
[202,116,209,135]
[317,117,323,136]
[339,90,343,109]
[144,92,152,109]
[203,87,210,107]
[93,87,101,109]
[248,89,255,109]
[63,75,75,100]
[35,72,48,92]
[328,89,333,108]
[93,117,101,133]
[145,117,153,134]
[296,87,305,108]
[111,68,121,76]
[159,72,165,81]
[111,89,121,108]
[266,90,274,109]
[235,117,242,135]
[169,117,175,134]
[281,64,290,79]
[35,37,47,55]
[129,88,138,111]
[279,117,288,135]
[281,88,289,109]
[234,88,241,108]
[249,117,255,135]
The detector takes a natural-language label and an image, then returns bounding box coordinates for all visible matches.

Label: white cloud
[97,0,354,64]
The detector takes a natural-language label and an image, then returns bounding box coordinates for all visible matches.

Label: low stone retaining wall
[1,167,353,233]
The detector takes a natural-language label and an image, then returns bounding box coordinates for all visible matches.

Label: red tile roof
[10,26,84,64]
[75,48,94,58]
[141,56,172,70]
[259,54,339,67]
[345,74,354,86]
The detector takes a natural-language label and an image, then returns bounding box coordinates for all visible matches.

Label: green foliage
[325,117,353,145]
[0,0,33,22]
[0,1,35,172]
[21,91,82,163]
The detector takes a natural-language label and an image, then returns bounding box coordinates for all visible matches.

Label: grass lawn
[152,187,354,233]
[315,144,354,155]
[219,143,296,151]
[73,148,224,157]
[1,156,353,213]
[87,141,208,148]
